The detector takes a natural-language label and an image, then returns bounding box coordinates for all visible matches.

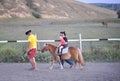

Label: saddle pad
[62,47,68,54]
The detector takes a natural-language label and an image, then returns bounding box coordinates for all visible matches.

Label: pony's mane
[48,43,57,48]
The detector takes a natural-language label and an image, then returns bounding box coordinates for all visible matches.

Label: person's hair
[60,31,66,36]
[25,30,31,35]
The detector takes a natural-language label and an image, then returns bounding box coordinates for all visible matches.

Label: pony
[41,43,85,70]
[102,21,108,27]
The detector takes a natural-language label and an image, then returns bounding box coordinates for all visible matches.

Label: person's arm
[26,36,31,52]
[37,42,41,51]
[25,42,30,53]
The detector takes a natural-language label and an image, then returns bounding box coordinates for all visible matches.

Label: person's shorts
[28,48,36,59]
[61,44,68,48]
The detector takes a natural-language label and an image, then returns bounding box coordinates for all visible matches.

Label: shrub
[117,11,120,18]
[35,52,52,63]
[83,47,120,62]
[0,48,19,62]
[32,11,41,18]
[0,43,120,63]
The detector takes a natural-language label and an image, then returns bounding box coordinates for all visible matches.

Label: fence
[0,34,120,62]
[0,34,120,51]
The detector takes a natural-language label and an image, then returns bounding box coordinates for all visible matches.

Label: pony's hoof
[80,66,84,69]
[49,67,53,70]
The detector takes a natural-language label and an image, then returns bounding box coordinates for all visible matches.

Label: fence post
[79,33,82,51]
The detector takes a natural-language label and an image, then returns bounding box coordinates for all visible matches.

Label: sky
[77,0,120,3]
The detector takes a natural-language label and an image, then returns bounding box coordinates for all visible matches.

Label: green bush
[0,48,20,62]
[117,11,120,18]
[35,52,52,63]
[0,43,28,63]
[0,43,120,63]
[83,47,120,62]
[0,43,52,63]
[32,12,41,18]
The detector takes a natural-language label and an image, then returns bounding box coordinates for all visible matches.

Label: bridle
[42,43,49,52]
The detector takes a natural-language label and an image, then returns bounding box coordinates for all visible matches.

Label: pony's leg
[49,60,54,70]
[79,64,84,69]
[77,48,84,69]
[74,61,78,69]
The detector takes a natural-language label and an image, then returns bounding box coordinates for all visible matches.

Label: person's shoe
[29,67,38,71]
[33,67,38,71]
[70,65,73,68]
[28,68,34,71]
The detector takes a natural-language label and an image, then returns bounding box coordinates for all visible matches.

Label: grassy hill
[0,0,117,19]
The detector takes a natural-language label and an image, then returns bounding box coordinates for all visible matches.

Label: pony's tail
[77,48,85,66]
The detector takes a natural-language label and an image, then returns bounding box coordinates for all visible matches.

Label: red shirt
[60,38,67,45]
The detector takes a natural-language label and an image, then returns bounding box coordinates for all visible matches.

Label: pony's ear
[43,43,48,47]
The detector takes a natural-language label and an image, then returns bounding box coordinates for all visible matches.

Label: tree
[117,11,120,18]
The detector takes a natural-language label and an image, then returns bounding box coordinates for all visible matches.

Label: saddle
[56,47,68,55]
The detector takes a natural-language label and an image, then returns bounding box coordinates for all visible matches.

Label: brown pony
[102,21,108,27]
[41,43,85,69]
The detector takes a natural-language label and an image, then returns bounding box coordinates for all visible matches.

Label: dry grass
[0,18,120,40]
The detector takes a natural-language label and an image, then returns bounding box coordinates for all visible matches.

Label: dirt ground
[0,62,120,81]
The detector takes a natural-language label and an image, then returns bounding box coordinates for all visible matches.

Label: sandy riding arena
[0,63,120,81]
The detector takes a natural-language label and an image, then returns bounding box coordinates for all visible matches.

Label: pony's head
[41,43,49,53]
[41,43,57,53]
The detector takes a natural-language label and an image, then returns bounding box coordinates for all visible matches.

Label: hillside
[0,0,117,19]
[0,0,31,18]
[91,3,120,11]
